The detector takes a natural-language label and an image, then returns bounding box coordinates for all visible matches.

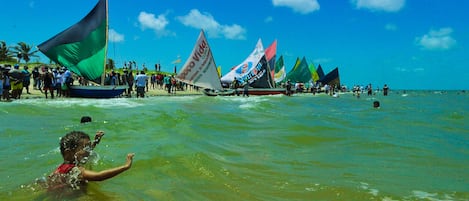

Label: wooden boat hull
[203,89,236,96]
[239,88,287,96]
[70,85,127,98]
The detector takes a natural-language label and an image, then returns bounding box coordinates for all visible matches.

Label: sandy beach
[17,85,203,99]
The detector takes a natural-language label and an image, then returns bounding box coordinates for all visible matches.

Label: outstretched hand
[92,131,105,148]
[95,131,105,139]
[125,153,135,169]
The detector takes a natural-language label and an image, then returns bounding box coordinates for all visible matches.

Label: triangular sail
[319,67,340,87]
[282,57,300,82]
[274,55,286,83]
[284,56,312,83]
[176,30,222,90]
[38,0,108,81]
[309,63,320,82]
[264,40,277,85]
[316,64,325,80]
[220,39,265,83]
[242,55,273,88]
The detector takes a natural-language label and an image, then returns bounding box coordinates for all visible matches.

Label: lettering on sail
[177,39,209,82]
[240,59,266,84]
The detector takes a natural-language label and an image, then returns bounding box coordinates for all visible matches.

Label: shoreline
[14,85,203,100]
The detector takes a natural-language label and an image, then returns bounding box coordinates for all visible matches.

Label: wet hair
[80,116,92,123]
[60,131,90,155]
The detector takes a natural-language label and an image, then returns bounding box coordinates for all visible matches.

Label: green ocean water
[0,91,468,200]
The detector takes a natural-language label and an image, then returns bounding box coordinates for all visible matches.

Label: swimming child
[47,130,134,194]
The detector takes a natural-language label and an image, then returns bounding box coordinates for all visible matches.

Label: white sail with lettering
[220,39,265,84]
[176,30,222,90]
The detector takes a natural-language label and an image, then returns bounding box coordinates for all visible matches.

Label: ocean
[0,90,468,201]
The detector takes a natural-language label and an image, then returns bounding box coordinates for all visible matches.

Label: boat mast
[101,0,109,86]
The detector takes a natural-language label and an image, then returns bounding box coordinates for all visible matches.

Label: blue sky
[1,0,467,90]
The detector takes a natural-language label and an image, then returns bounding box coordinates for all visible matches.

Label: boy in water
[47,131,134,193]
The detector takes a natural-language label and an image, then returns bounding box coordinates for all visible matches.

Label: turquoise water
[1,91,468,200]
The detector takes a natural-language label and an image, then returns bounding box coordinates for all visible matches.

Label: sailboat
[38,0,126,98]
[220,39,286,95]
[176,30,234,96]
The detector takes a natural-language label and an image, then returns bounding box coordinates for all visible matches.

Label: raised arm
[80,153,134,181]
[91,131,105,149]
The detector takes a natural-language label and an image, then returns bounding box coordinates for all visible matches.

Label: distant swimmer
[80,116,92,124]
[373,101,380,108]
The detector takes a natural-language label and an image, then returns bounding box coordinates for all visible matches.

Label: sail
[220,39,264,83]
[284,56,312,83]
[38,0,107,81]
[264,40,277,85]
[176,30,222,90]
[316,64,325,80]
[217,66,222,78]
[239,55,273,88]
[319,67,340,87]
[274,55,286,83]
[309,63,320,82]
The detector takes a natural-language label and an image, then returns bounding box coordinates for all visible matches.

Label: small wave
[13,98,144,108]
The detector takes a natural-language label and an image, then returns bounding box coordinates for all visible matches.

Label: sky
[1,0,468,90]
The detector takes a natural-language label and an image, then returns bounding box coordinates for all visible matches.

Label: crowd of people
[103,68,200,98]
[0,64,202,101]
[1,64,74,101]
[2,63,391,101]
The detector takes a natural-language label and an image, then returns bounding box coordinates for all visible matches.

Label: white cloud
[138,11,170,35]
[272,0,320,14]
[177,9,246,40]
[385,23,397,31]
[265,16,274,23]
[221,25,246,40]
[351,0,405,12]
[416,27,456,51]
[109,29,124,42]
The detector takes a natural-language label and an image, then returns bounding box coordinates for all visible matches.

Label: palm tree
[106,58,115,70]
[0,41,15,62]
[13,42,39,63]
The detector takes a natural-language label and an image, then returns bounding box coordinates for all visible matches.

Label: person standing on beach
[43,69,55,99]
[383,84,389,96]
[2,68,11,101]
[243,79,249,97]
[367,84,372,96]
[285,79,292,96]
[125,69,134,97]
[232,77,240,96]
[54,68,63,97]
[62,67,72,97]
[9,64,24,99]
[150,74,156,90]
[171,75,177,94]
[135,70,147,98]
[164,75,171,94]
[22,66,31,94]
[32,66,42,92]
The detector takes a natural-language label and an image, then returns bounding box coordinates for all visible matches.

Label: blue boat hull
[70,85,127,98]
